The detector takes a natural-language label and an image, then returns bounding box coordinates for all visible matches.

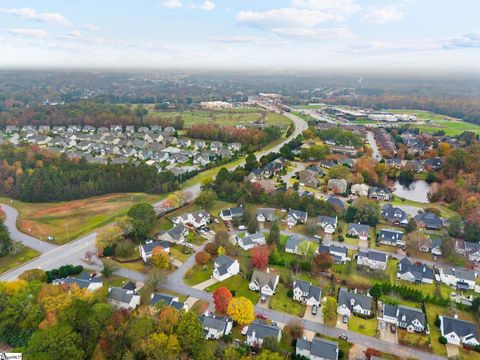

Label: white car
[241,326,249,335]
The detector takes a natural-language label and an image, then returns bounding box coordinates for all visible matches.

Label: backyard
[184,263,213,286]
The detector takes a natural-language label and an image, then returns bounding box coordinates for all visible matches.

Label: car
[338,333,348,341]
[209,230,216,235]
[241,326,249,335]
[256,314,267,320]
[311,305,318,315]
[260,295,267,303]
[238,225,246,231]
[314,235,322,240]
[213,218,220,224]
[381,321,386,330]
[390,324,396,334]
[342,315,348,324]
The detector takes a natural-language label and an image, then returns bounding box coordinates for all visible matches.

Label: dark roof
[247,320,281,340]
[398,257,434,282]
[338,288,372,311]
[359,250,388,263]
[141,240,171,254]
[297,337,339,360]
[200,314,231,332]
[442,316,478,339]
[121,281,137,291]
[327,196,345,210]
[414,211,443,228]
[108,287,136,304]
[397,305,426,328]
[347,223,370,234]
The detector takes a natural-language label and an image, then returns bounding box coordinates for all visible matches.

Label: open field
[415,120,480,136]
[147,110,292,128]
[0,246,39,274]
[383,109,459,122]
[0,193,161,245]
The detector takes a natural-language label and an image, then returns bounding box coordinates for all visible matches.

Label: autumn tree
[27,324,84,360]
[227,297,255,326]
[195,251,211,265]
[197,190,217,210]
[251,246,270,270]
[405,231,429,254]
[156,307,180,334]
[323,297,337,325]
[140,332,180,360]
[313,252,333,272]
[176,311,205,356]
[213,287,233,313]
[96,225,123,256]
[151,247,169,269]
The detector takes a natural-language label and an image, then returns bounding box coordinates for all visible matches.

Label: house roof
[359,250,388,263]
[441,316,478,339]
[256,208,277,221]
[251,270,278,290]
[443,268,477,282]
[297,337,339,360]
[214,255,236,276]
[200,314,231,332]
[327,196,345,210]
[381,204,407,222]
[247,320,281,340]
[379,229,404,242]
[108,287,136,304]
[414,211,443,228]
[318,215,337,227]
[285,235,302,251]
[338,288,372,311]
[398,257,434,282]
[397,305,426,328]
[347,223,370,234]
[287,209,308,222]
[141,240,171,254]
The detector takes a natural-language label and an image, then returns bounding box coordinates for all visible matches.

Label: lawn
[383,109,459,122]
[184,263,213,286]
[425,303,449,356]
[0,246,39,274]
[348,316,377,337]
[415,120,480,136]
[0,193,161,245]
[387,197,459,219]
[170,244,193,263]
[147,110,292,128]
[112,259,151,274]
[397,329,432,352]
[207,274,260,304]
[268,283,306,317]
[190,300,210,315]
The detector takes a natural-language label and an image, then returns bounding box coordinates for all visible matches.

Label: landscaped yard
[0,246,39,274]
[170,244,193,263]
[348,316,377,337]
[112,258,151,274]
[425,303,449,356]
[0,193,161,245]
[207,274,260,304]
[397,330,432,352]
[184,263,213,286]
[268,283,306,317]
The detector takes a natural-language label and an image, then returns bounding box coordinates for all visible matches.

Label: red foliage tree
[313,252,334,272]
[195,251,211,265]
[213,287,233,313]
[251,246,270,270]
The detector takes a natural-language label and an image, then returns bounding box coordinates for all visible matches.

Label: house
[193,154,210,166]
[177,138,192,148]
[347,223,370,241]
[382,304,427,333]
[172,210,210,229]
[386,158,402,168]
[210,141,223,152]
[262,158,285,178]
[157,224,189,244]
[440,316,479,347]
[439,268,477,290]
[285,235,318,255]
[213,255,240,281]
[220,206,244,221]
[326,196,345,211]
[425,157,443,170]
[194,140,206,150]
[228,142,242,152]
[286,209,308,228]
[414,211,443,230]
[381,204,409,226]
[150,293,187,311]
[139,240,171,263]
[351,183,369,197]
[456,240,480,262]
[368,187,393,201]
[199,314,233,339]
[432,238,443,257]
[249,270,279,296]
[107,287,141,309]
[246,320,282,347]
[396,258,434,284]
[54,272,103,292]
[296,337,339,360]
[327,178,347,194]
[337,288,372,317]
[237,232,266,250]
[357,250,388,270]
[293,280,322,306]
[320,160,335,169]
[338,158,356,167]
[318,245,349,263]
[256,208,277,223]
[298,170,320,188]
[379,229,405,247]
[317,216,338,234]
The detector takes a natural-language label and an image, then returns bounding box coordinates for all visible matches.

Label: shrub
[103,245,114,257]
[337,235,344,242]
[19,269,46,282]
[300,262,312,272]
[434,315,441,328]
[287,289,294,298]
[439,336,447,345]
[204,243,219,256]
[195,251,211,265]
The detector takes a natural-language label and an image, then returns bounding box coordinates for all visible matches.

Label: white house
[150,293,188,311]
[172,210,210,229]
[213,255,240,281]
[54,272,103,292]
[200,314,233,340]
[107,287,141,310]
[296,337,339,360]
[397,257,434,284]
[337,288,372,317]
[139,240,171,263]
[378,229,405,247]
[256,208,277,223]
[439,268,477,290]
[286,209,308,228]
[237,232,266,250]
[440,315,479,347]
[346,223,370,241]
[456,240,480,262]
[317,245,349,264]
[293,280,322,307]
[317,215,338,234]
[249,270,279,296]
[381,304,427,333]
[246,320,282,348]
[357,250,388,270]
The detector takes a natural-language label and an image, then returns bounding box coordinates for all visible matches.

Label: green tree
[267,222,280,246]
[197,190,217,210]
[141,332,180,360]
[128,203,157,240]
[405,218,417,234]
[448,216,463,238]
[176,311,205,356]
[0,221,12,256]
[27,324,84,360]
[369,283,383,299]
[244,153,259,172]
[323,297,337,325]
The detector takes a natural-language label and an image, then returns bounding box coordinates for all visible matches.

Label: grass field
[207,274,260,304]
[184,263,213,286]
[147,110,292,128]
[415,120,480,136]
[0,246,39,274]
[0,193,161,245]
[348,316,377,337]
[268,283,306,317]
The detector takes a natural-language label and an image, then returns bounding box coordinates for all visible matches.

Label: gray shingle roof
[338,288,372,311]
[200,315,231,332]
[247,320,281,340]
[441,316,478,339]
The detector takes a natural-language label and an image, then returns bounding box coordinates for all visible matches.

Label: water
[391,179,432,203]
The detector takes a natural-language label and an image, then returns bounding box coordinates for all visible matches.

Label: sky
[0,0,479,71]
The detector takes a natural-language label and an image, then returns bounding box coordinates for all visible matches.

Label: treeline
[0,144,179,202]
[186,124,281,148]
[323,95,480,124]
[317,127,363,147]
[0,221,12,257]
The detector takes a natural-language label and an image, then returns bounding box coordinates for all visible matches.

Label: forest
[0,144,179,202]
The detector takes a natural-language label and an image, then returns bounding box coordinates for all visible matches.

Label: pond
[390,179,433,204]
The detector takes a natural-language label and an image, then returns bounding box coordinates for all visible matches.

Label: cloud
[208,35,289,46]
[196,1,216,11]
[5,28,48,39]
[83,23,101,32]
[363,5,403,25]
[161,0,183,9]
[292,0,360,15]
[0,7,71,26]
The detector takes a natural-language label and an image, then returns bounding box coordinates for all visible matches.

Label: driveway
[257,296,270,308]
[446,344,459,358]
[192,277,218,290]
[336,314,347,330]
[378,321,398,344]
[303,305,323,324]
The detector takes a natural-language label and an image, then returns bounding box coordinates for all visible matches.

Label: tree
[145,269,166,291]
[313,252,333,272]
[298,240,316,260]
[285,319,304,339]
[141,332,180,360]
[197,190,217,210]
[19,269,46,282]
[227,297,255,326]
[369,283,383,299]
[96,225,123,256]
[156,307,180,334]
[177,311,205,355]
[256,350,283,360]
[448,216,463,237]
[405,218,417,234]
[245,153,259,172]
[128,203,157,240]
[323,297,337,325]
[217,246,226,256]
[247,217,258,234]
[213,287,233,313]
[27,324,84,360]
[151,247,169,269]
[345,198,380,226]
[0,221,12,256]
[101,259,118,278]
[439,336,447,344]
[204,242,219,255]
[267,222,280,246]
[251,246,270,270]
[195,251,211,265]
[405,231,429,254]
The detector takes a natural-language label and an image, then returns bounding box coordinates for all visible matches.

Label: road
[367,130,382,161]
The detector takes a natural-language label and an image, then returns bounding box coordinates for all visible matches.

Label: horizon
[0,0,479,71]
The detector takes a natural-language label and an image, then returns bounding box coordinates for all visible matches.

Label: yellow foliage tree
[227,296,254,326]
[150,247,169,269]
[96,225,124,255]
[217,246,226,256]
